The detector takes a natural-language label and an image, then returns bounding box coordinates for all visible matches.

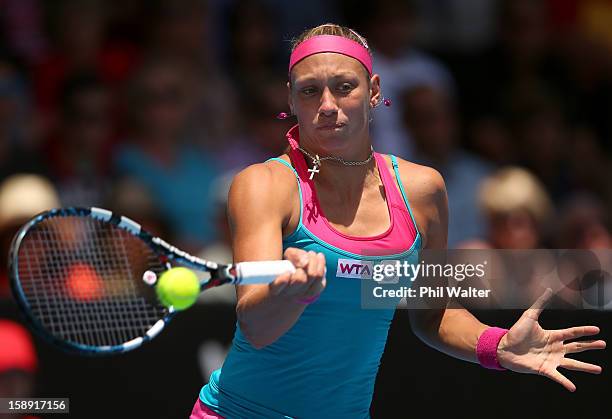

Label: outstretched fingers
[559,358,602,375]
[556,326,601,341]
[564,340,606,354]
[543,369,576,392]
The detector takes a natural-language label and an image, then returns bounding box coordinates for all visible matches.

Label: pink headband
[289,35,373,76]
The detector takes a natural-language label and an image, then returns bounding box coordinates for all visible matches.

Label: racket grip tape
[234,260,296,284]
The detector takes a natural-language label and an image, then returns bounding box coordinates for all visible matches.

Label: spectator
[0,0,47,66]
[566,126,612,206]
[45,73,115,206]
[476,166,553,249]
[33,0,139,133]
[510,94,570,203]
[556,194,611,249]
[0,174,59,299]
[197,173,236,305]
[467,114,517,166]
[114,56,220,251]
[400,84,491,246]
[214,76,293,172]
[460,0,570,123]
[224,0,284,92]
[464,167,560,308]
[148,0,239,145]
[410,0,500,52]
[0,57,43,178]
[107,177,172,241]
[0,320,39,419]
[349,0,454,159]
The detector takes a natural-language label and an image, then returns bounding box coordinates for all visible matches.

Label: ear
[369,74,381,108]
[286,81,294,114]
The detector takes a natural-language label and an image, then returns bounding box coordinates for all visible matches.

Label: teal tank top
[200,128,421,418]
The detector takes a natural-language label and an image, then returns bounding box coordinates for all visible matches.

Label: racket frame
[8,207,236,355]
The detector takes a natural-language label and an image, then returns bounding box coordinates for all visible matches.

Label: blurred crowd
[0,0,610,289]
[1,0,612,400]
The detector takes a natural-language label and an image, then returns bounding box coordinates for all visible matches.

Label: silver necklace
[297,145,375,179]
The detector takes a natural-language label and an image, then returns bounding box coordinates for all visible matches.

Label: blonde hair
[479,167,553,223]
[291,23,371,55]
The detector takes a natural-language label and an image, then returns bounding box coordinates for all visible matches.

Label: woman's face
[288,52,379,153]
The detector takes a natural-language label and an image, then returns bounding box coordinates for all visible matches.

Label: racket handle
[234,260,296,284]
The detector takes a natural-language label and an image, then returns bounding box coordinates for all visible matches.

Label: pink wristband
[296,293,320,305]
[476,327,508,371]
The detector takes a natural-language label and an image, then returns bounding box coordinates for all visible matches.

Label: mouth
[317,123,345,130]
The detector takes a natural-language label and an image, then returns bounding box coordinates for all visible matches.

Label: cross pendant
[308,155,321,180]
[308,164,320,180]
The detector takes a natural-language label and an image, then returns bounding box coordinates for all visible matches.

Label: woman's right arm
[228,162,326,349]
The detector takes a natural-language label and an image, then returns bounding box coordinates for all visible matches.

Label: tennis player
[190,24,605,418]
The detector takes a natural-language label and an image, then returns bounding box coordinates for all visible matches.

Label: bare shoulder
[231,155,294,190]
[386,156,448,248]
[228,155,299,231]
[391,156,446,204]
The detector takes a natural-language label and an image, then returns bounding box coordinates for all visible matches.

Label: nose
[318,87,338,117]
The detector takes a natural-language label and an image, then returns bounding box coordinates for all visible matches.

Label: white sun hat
[0,174,60,229]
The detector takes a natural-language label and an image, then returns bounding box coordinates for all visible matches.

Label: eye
[301,87,317,96]
[338,83,354,93]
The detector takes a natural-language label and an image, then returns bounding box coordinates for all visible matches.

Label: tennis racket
[8,207,295,355]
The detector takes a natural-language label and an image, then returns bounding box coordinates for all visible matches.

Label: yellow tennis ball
[155,267,200,310]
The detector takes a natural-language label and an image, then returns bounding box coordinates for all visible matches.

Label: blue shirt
[114,144,219,245]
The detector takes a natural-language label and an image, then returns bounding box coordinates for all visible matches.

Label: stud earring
[276,111,295,120]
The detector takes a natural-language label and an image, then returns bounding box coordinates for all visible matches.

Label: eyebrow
[293,72,360,85]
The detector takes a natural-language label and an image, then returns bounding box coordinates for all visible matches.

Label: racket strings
[17,216,168,349]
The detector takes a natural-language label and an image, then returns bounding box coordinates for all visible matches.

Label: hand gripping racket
[8,207,295,355]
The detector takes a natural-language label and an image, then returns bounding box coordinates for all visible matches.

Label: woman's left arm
[403,164,489,363]
[401,161,605,392]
